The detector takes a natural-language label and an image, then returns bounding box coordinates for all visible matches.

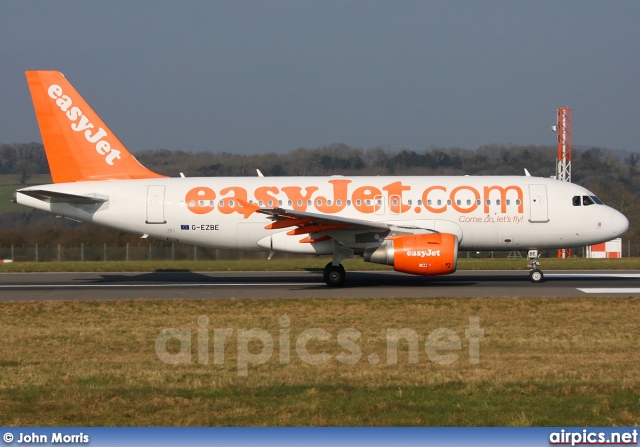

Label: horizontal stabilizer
[18,189,108,204]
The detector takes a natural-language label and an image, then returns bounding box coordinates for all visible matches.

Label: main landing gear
[527,249,544,283]
[323,242,353,287]
[324,262,346,287]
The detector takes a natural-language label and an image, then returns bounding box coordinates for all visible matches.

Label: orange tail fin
[25,71,165,183]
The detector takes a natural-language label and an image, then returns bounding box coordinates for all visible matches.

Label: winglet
[25,71,166,183]
[237,199,261,218]
[265,218,314,230]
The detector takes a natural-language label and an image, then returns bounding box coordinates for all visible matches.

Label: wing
[238,199,429,245]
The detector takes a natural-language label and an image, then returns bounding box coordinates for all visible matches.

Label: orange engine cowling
[364,233,458,276]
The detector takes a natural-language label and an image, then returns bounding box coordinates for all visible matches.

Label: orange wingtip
[287,224,348,236]
[265,218,315,230]
[237,199,261,218]
[25,71,165,183]
[299,235,332,243]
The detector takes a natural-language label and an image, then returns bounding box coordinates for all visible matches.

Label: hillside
[1,143,638,250]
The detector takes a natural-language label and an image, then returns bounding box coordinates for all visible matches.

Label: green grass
[0,174,52,213]
[0,185,22,214]
[0,257,637,273]
[4,383,636,426]
[0,174,52,186]
[0,297,638,426]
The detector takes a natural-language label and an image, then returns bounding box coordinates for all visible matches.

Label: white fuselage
[16,175,629,254]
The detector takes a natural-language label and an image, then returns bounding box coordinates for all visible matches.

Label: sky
[1,1,639,154]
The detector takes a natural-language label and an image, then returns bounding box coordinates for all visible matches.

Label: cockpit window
[573,195,603,206]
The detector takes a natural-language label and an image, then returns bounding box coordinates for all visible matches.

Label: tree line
[1,142,638,247]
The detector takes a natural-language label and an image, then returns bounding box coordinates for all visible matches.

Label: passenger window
[297,200,302,206]
[336,200,342,206]
[572,196,581,206]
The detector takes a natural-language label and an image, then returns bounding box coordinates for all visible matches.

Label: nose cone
[611,208,629,237]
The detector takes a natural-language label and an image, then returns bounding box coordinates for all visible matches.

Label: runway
[1,270,640,301]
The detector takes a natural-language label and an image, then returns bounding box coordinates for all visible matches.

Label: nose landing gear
[527,249,544,283]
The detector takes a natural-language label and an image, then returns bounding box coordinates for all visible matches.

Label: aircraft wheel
[529,269,544,283]
[324,263,346,287]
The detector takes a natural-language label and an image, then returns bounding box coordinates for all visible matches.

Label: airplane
[13,71,629,286]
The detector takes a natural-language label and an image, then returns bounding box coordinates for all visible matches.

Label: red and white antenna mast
[556,107,572,182]
[554,107,572,258]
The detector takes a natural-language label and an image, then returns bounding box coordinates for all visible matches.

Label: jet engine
[364,233,458,276]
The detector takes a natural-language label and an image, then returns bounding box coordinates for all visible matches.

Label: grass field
[0,297,638,426]
[0,174,52,214]
[0,257,638,273]
[0,174,52,186]
[1,173,638,426]
[0,185,22,214]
